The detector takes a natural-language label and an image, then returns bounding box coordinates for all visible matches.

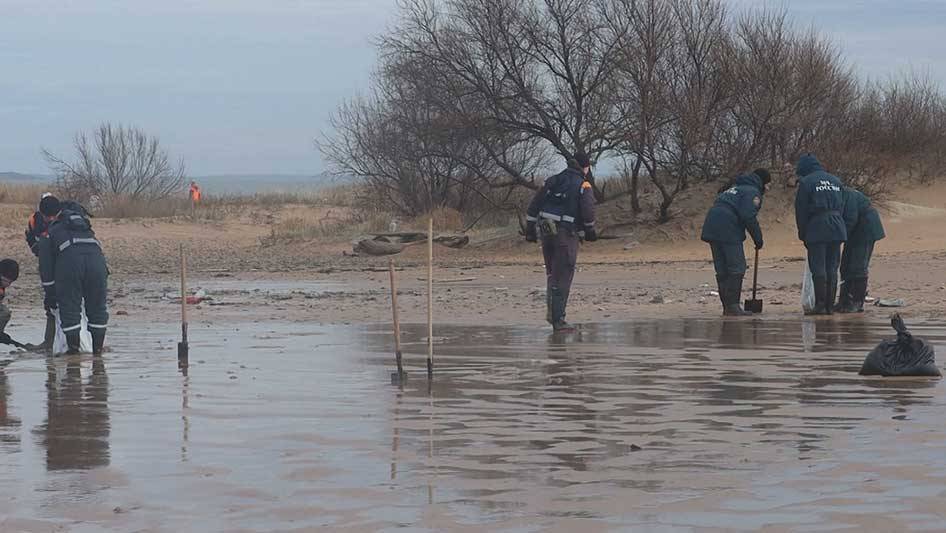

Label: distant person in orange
[188,181,202,206]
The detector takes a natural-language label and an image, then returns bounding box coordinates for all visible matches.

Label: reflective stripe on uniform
[59,238,100,252]
[538,211,575,223]
[87,323,108,329]
[61,324,83,332]
[525,215,538,222]
[584,221,596,227]
[41,281,55,287]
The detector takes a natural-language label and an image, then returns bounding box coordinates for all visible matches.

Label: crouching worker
[37,195,109,355]
[0,260,21,347]
[794,154,847,315]
[525,152,597,332]
[701,169,770,316]
[837,187,885,313]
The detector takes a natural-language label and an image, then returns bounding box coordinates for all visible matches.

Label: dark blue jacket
[842,187,885,243]
[526,166,596,232]
[701,173,764,246]
[794,155,847,243]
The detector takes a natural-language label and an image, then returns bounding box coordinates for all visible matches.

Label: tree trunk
[631,157,642,214]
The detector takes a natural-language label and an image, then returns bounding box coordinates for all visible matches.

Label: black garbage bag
[860,314,941,377]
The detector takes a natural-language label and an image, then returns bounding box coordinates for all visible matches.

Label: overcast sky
[1,0,944,176]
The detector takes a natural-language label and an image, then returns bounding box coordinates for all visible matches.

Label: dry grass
[0,182,48,206]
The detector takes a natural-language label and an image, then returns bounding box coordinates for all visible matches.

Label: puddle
[0,318,944,531]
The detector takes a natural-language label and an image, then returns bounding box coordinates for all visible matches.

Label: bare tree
[323,0,946,225]
[44,123,186,203]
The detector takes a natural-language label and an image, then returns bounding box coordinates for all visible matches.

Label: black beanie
[753,168,771,186]
[0,259,19,282]
[573,152,592,168]
[39,195,61,217]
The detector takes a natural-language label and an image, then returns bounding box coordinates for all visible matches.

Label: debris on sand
[353,232,471,256]
[874,298,905,308]
[650,295,664,304]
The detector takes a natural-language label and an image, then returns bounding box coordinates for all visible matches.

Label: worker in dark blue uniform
[25,193,59,352]
[525,152,597,332]
[701,169,770,316]
[794,154,848,315]
[837,187,885,313]
[37,196,110,355]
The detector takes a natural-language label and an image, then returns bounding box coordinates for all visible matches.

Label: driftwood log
[353,232,470,256]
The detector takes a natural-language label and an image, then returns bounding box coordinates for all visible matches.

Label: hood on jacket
[796,154,824,177]
[734,172,763,191]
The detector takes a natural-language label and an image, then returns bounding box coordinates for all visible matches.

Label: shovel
[744,248,763,313]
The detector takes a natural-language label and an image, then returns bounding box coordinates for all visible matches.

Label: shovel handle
[752,248,760,300]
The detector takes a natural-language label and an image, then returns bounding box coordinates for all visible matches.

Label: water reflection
[369,318,942,519]
[0,361,21,450]
[36,356,110,470]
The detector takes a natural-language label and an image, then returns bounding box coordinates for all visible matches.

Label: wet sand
[1,316,944,532]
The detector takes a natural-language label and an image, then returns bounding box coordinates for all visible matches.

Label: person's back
[525,153,597,331]
[794,154,846,315]
[794,156,846,244]
[842,188,885,243]
[701,169,768,316]
[38,196,109,354]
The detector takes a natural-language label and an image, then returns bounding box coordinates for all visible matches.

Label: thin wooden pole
[426,217,433,381]
[388,259,404,379]
[178,244,189,364]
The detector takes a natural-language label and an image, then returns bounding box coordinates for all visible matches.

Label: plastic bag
[860,314,941,377]
[51,307,93,355]
[801,259,815,314]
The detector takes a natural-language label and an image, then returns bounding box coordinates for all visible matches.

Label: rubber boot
[716,275,727,313]
[810,276,828,315]
[850,278,868,313]
[826,277,838,316]
[723,275,753,316]
[65,330,81,355]
[834,281,851,313]
[34,314,57,353]
[549,287,575,332]
[91,328,106,355]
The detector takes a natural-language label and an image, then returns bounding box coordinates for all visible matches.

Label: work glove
[755,239,764,250]
[584,227,598,242]
[525,221,537,242]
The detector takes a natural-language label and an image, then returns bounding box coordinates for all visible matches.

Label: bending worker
[525,152,597,332]
[37,195,109,355]
[700,168,770,316]
[794,154,847,315]
[25,193,58,351]
[836,187,885,313]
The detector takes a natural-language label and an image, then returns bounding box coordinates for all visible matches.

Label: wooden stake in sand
[388,259,405,383]
[426,217,434,381]
[177,244,189,365]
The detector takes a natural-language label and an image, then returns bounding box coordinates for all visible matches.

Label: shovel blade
[745,299,763,314]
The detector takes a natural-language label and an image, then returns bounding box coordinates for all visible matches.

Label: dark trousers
[806,242,842,279]
[840,240,875,281]
[0,303,10,333]
[542,229,579,321]
[709,242,747,277]
[55,248,109,334]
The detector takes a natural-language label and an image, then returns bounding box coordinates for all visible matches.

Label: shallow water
[1,318,944,532]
